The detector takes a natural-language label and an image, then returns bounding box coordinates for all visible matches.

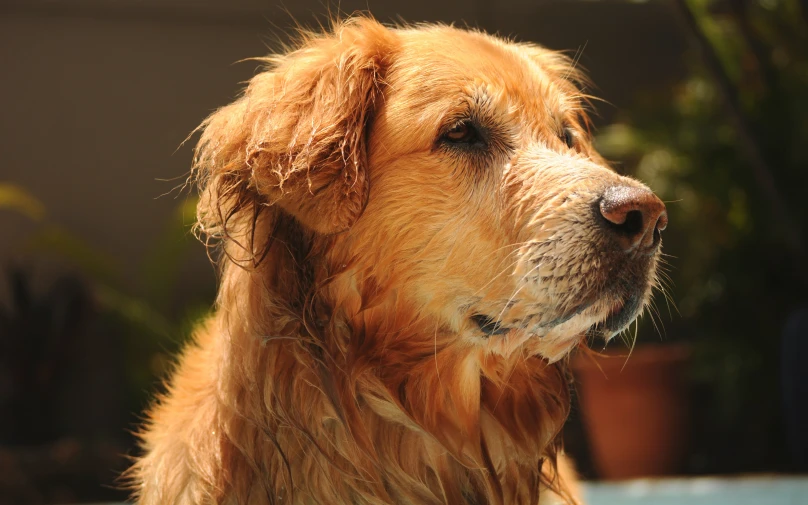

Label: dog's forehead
[394,27,539,79]
[386,27,572,126]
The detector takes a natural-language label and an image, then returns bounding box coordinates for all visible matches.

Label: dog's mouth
[471,293,642,340]
[587,293,641,339]
[470,313,511,336]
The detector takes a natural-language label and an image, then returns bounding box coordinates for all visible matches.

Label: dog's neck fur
[132,211,572,505]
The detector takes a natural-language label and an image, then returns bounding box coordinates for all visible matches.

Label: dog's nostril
[621,210,644,236]
[655,210,669,232]
[599,186,667,252]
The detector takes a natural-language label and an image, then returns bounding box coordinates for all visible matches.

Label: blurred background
[1,0,807,503]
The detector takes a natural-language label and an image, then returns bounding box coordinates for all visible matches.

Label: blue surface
[90,476,808,504]
[582,476,808,505]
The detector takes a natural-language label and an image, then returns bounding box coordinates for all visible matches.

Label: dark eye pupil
[562,128,575,148]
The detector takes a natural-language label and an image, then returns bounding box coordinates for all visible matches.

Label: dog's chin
[586,293,644,340]
[471,292,646,362]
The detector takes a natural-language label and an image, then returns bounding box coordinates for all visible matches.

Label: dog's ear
[193,18,395,240]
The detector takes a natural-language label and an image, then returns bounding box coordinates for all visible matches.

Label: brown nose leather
[599,186,668,252]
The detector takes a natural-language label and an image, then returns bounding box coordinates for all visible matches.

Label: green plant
[0,183,213,413]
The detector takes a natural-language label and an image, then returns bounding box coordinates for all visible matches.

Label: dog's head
[196,18,665,361]
[193,17,666,499]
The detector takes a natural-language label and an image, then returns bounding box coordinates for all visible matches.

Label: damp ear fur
[193,18,395,240]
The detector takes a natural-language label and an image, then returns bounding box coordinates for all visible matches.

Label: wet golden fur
[129,18,662,505]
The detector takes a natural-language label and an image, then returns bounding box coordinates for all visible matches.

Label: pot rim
[571,342,692,373]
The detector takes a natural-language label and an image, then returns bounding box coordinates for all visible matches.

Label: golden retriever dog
[129,17,667,505]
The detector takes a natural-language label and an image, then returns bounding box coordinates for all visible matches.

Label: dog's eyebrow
[441,85,504,126]
[471,86,494,108]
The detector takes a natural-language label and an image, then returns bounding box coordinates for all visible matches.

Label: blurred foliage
[0,265,90,445]
[595,0,808,472]
[0,184,46,221]
[0,183,211,418]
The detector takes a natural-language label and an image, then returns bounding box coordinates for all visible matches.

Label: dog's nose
[599,186,667,252]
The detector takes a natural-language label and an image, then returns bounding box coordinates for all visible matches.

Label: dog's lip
[472,294,640,339]
[589,294,641,338]
[606,299,627,320]
[471,313,511,336]
[471,300,592,338]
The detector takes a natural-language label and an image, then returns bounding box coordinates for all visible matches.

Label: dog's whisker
[647,299,666,339]
[472,254,524,299]
[492,258,547,325]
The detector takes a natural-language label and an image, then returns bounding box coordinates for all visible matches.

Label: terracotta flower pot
[572,344,691,480]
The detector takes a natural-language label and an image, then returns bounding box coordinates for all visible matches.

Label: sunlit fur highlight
[128,17,662,505]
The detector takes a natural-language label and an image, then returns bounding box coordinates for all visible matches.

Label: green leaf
[0,183,46,221]
[25,225,122,286]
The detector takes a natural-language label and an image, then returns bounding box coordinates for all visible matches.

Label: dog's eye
[561,127,576,149]
[443,121,481,145]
